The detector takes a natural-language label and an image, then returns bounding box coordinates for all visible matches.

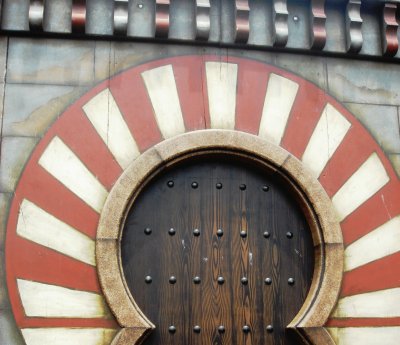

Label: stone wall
[0,36,399,344]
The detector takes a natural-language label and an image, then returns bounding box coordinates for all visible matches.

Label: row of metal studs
[144,275,295,286]
[167,324,275,334]
[145,227,295,239]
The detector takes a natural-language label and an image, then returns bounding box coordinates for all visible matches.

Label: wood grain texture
[121,155,314,345]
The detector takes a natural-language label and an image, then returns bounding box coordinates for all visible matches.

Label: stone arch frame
[97,130,343,345]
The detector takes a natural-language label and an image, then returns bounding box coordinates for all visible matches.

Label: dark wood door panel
[122,155,314,345]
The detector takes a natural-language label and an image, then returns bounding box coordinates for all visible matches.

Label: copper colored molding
[114,0,129,35]
[382,2,399,57]
[155,0,170,38]
[71,0,86,33]
[195,0,210,40]
[272,0,289,47]
[346,0,363,53]
[96,130,343,345]
[29,0,45,31]
[310,0,326,50]
[235,0,250,44]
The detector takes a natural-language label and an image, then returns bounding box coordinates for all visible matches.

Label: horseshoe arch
[6,56,400,345]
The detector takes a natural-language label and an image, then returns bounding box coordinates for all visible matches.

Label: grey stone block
[0,137,39,193]
[43,0,72,33]
[287,1,310,49]
[0,193,11,312]
[359,5,381,57]
[3,83,85,138]
[324,3,346,53]
[128,0,154,38]
[272,53,328,90]
[344,103,400,154]
[0,193,11,253]
[94,41,112,82]
[248,0,273,46]
[0,82,4,136]
[0,37,8,83]
[0,248,10,310]
[170,0,195,40]
[209,0,221,42]
[220,0,236,44]
[1,0,29,31]
[0,311,25,345]
[389,154,400,178]
[101,42,205,78]
[7,38,95,86]
[3,84,81,137]
[86,0,113,36]
[327,59,400,105]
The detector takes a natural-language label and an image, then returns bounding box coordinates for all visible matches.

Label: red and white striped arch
[6,56,400,345]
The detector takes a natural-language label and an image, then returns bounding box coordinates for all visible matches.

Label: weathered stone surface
[7,38,95,86]
[325,3,346,53]
[169,0,194,40]
[96,42,215,79]
[209,0,221,42]
[0,249,9,309]
[0,37,8,82]
[272,53,328,90]
[389,154,400,178]
[128,0,154,38]
[0,193,11,253]
[0,193,12,312]
[94,41,113,82]
[0,137,39,193]
[1,0,29,31]
[86,0,114,36]
[44,0,72,33]
[3,84,86,137]
[0,83,5,134]
[0,312,25,345]
[344,103,400,154]
[359,6,381,57]
[220,0,235,43]
[287,1,310,49]
[327,59,400,105]
[248,0,273,46]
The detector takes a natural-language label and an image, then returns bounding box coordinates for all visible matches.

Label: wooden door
[121,155,314,345]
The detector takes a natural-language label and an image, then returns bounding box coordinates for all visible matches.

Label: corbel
[272,0,289,47]
[346,0,363,53]
[195,0,211,40]
[71,0,86,33]
[155,0,170,38]
[114,0,129,35]
[381,2,398,56]
[310,0,326,50]
[29,0,45,31]
[235,0,250,43]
